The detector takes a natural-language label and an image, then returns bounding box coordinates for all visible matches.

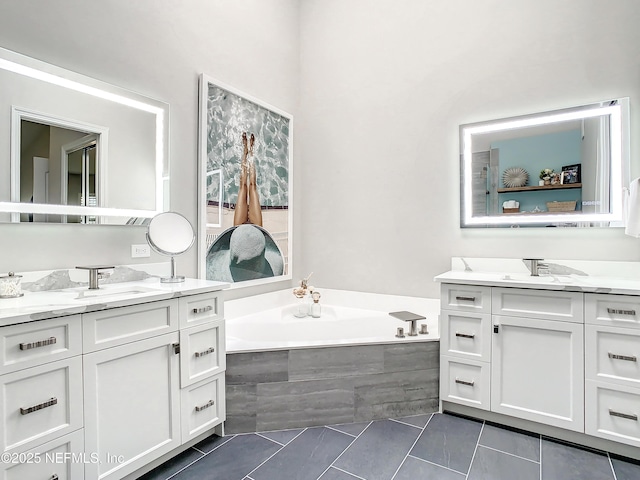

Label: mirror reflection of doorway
[16,114,105,223]
[63,136,98,224]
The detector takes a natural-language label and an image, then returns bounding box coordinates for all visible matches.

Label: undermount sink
[69,285,162,301]
[499,273,575,284]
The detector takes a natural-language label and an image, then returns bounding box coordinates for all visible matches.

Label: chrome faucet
[523,258,548,276]
[76,265,114,289]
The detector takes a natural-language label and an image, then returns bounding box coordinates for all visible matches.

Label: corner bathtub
[223,288,441,434]
[225,288,440,352]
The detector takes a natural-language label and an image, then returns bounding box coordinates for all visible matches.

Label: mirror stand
[163,256,185,284]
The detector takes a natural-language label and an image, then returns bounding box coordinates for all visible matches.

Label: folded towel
[625,177,640,237]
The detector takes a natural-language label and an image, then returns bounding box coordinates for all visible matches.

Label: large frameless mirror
[460,98,630,228]
[0,46,169,224]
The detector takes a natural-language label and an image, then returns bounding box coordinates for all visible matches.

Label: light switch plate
[131,244,151,258]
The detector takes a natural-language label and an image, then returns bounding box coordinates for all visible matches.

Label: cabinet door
[491,315,584,432]
[83,332,180,480]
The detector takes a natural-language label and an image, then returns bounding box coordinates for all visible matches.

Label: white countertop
[435,270,640,295]
[0,278,228,327]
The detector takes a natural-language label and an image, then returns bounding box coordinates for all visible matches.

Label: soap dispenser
[310,291,322,318]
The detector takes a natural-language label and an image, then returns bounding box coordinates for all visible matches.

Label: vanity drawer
[440,355,490,410]
[0,315,82,375]
[0,429,85,479]
[585,324,640,387]
[585,294,640,329]
[181,373,225,442]
[440,311,491,362]
[83,299,178,352]
[441,284,491,313]
[179,292,224,329]
[492,288,583,323]
[585,380,640,448]
[179,319,226,387]
[0,356,83,454]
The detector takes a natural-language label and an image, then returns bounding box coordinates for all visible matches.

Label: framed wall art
[197,75,293,287]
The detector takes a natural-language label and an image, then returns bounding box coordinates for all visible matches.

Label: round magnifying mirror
[146,212,195,283]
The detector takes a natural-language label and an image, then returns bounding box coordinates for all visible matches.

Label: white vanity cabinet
[440,284,585,431]
[0,282,226,480]
[585,293,640,447]
[491,288,584,432]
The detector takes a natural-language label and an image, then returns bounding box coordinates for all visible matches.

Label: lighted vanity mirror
[460,98,630,228]
[0,46,169,224]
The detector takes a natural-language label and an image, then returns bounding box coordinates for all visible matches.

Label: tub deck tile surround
[256,378,356,432]
[225,350,289,384]
[225,341,440,434]
[289,345,385,381]
[226,384,258,432]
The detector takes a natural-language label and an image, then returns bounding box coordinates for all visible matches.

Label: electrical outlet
[131,244,151,258]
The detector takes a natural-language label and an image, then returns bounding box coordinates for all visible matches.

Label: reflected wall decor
[197,75,292,287]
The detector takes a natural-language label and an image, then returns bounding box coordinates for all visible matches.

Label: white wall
[298,0,640,298]
[0,0,300,298]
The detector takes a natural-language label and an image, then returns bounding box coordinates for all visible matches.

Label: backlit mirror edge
[0,45,170,224]
[460,97,630,228]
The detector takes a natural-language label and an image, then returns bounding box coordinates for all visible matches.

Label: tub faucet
[523,258,548,276]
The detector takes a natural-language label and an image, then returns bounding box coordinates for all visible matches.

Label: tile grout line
[389,416,430,430]
[608,453,619,480]
[325,425,358,437]
[478,444,541,464]
[406,455,467,476]
[161,435,237,480]
[390,413,435,480]
[315,421,374,480]
[255,432,286,446]
[465,420,485,479]
[244,428,308,478]
[327,465,368,480]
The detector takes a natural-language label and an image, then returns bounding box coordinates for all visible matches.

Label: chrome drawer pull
[455,378,474,387]
[20,397,57,415]
[455,296,476,302]
[607,308,636,316]
[19,336,57,350]
[608,352,637,362]
[195,347,215,358]
[192,306,214,314]
[455,332,475,339]
[51,475,59,480]
[195,399,215,412]
[609,409,638,421]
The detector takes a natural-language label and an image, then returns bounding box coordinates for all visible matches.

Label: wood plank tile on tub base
[225,341,440,434]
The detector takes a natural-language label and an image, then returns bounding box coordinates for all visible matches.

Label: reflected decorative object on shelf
[547,201,577,212]
[539,168,554,186]
[502,167,529,188]
[561,164,581,184]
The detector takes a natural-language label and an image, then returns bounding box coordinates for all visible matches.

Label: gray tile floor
[138,413,640,480]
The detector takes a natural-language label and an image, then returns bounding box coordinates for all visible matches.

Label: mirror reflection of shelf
[497,183,582,194]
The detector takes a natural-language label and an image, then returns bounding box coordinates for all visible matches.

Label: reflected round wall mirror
[147,212,195,283]
[460,97,630,228]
